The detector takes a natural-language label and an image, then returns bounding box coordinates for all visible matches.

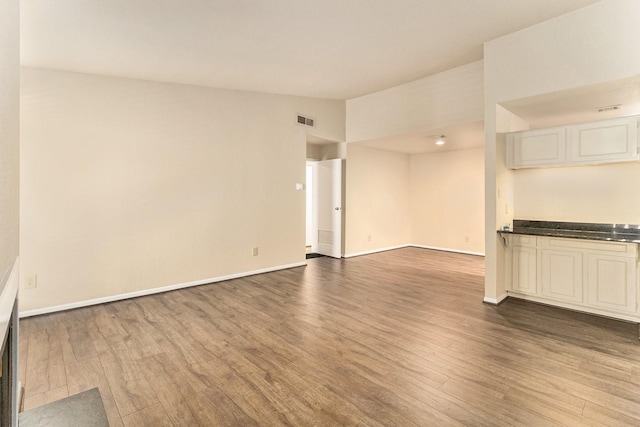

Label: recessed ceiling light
[435,135,446,145]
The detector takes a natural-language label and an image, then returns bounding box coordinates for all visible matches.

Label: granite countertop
[498,220,640,243]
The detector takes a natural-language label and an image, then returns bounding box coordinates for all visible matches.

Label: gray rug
[19,388,108,427]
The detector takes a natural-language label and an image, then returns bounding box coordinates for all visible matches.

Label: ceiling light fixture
[435,135,446,145]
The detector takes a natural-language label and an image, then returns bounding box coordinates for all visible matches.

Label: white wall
[514,162,640,223]
[0,0,20,292]
[410,148,485,254]
[484,0,640,301]
[347,61,483,142]
[345,145,411,255]
[20,68,345,313]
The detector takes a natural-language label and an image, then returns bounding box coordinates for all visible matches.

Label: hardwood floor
[19,247,640,426]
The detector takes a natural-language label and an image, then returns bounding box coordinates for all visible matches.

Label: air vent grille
[595,104,621,113]
[296,114,316,128]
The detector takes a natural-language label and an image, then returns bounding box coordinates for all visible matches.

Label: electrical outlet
[367,235,371,242]
[25,275,37,289]
[465,236,470,243]
[252,247,259,256]
[505,203,509,214]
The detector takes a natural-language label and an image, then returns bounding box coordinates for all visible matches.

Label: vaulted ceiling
[21,0,602,100]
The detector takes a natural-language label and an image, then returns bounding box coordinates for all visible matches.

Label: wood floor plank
[98,342,160,417]
[64,356,124,427]
[24,313,67,397]
[23,385,68,411]
[19,247,640,426]
[122,403,173,427]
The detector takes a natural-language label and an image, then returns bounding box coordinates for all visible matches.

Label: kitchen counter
[498,220,640,243]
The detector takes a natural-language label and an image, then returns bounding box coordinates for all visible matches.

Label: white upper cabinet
[506,116,639,169]
[507,127,566,169]
[568,116,639,164]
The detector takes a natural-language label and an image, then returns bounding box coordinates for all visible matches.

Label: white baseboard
[483,293,508,305]
[411,244,485,257]
[343,244,411,258]
[18,244,486,317]
[344,244,485,259]
[19,261,307,318]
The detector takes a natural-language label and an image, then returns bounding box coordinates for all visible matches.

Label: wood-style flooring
[19,247,640,426]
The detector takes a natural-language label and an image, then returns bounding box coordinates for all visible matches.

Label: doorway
[305,158,344,259]
[305,162,313,254]
[305,140,345,259]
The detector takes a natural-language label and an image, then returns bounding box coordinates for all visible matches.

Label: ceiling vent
[296,114,315,128]
[595,104,621,113]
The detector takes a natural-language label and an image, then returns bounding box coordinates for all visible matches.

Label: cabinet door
[510,246,537,295]
[586,254,637,314]
[507,127,566,169]
[540,249,583,304]
[569,116,638,164]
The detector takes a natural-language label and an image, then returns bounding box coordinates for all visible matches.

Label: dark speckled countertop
[498,220,640,243]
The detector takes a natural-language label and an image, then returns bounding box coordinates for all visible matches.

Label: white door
[305,163,313,247]
[312,159,343,258]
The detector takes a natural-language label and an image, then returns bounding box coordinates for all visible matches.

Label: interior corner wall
[344,60,485,259]
[20,68,345,313]
[0,0,20,290]
[483,0,640,301]
[410,148,485,255]
[344,145,411,255]
[306,143,321,160]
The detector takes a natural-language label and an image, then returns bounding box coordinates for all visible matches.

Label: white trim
[343,244,411,258]
[411,244,485,257]
[483,293,508,305]
[344,244,486,259]
[0,257,19,343]
[506,292,640,324]
[19,261,307,318]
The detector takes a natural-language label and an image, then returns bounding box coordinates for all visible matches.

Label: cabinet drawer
[509,235,537,248]
[539,237,637,258]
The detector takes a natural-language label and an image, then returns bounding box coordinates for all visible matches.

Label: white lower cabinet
[540,248,583,304]
[587,254,637,314]
[507,235,639,321]
[511,245,537,295]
